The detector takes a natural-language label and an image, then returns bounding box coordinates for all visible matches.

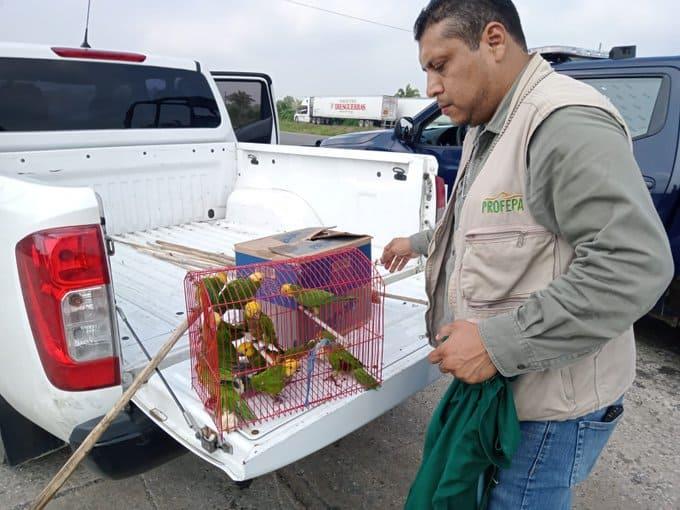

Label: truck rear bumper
[68,403,185,480]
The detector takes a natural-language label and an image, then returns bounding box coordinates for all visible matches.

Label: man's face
[419,21,493,126]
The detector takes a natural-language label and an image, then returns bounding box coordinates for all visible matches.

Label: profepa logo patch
[482,192,525,214]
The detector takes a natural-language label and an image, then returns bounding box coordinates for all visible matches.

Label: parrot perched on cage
[221,380,256,423]
[244,301,279,350]
[215,314,245,369]
[250,358,300,397]
[282,340,318,358]
[201,272,228,308]
[321,334,380,390]
[280,283,355,315]
[196,358,254,427]
[201,271,264,311]
[237,341,268,369]
[195,360,214,389]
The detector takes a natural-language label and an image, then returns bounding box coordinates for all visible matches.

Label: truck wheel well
[0,394,65,466]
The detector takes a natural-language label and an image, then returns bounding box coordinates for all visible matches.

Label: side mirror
[395,116,415,144]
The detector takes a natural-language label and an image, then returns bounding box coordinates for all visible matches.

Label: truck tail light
[435,176,446,223]
[16,225,120,391]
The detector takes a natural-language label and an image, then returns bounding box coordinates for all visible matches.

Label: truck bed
[111,220,439,480]
[112,220,270,372]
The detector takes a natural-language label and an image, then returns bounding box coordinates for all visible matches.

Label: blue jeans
[486,397,624,510]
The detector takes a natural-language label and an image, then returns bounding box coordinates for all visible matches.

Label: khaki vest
[424,54,636,421]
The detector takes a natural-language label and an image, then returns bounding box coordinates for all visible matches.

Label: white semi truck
[294,96,398,127]
[396,97,436,120]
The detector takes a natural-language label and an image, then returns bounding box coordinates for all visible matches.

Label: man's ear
[482,21,508,62]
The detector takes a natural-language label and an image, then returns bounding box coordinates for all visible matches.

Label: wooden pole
[110,236,233,270]
[382,265,422,286]
[31,318,189,510]
[153,240,234,265]
[383,292,428,306]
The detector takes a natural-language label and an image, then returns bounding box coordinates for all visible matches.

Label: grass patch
[280,119,382,137]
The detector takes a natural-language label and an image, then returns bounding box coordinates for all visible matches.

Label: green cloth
[405,377,520,510]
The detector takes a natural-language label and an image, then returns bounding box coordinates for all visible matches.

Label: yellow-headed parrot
[202,271,264,312]
[280,283,355,315]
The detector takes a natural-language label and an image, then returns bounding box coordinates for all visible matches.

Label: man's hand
[428,320,498,384]
[380,237,418,273]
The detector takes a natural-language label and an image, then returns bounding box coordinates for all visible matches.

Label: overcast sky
[0,0,677,99]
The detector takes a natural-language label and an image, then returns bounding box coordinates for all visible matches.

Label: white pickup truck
[0,43,441,482]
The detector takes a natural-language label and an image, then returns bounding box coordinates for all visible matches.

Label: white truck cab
[0,43,440,481]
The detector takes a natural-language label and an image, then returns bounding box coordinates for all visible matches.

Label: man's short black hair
[414,0,528,52]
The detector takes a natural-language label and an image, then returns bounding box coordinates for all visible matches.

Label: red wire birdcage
[184,247,384,435]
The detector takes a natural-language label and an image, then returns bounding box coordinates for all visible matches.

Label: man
[381,0,674,507]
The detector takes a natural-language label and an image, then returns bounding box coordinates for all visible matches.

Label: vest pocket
[460,226,557,308]
[465,295,531,319]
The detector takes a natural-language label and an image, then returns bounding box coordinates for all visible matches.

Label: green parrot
[327,343,380,390]
[201,271,264,311]
[282,340,318,358]
[196,356,255,425]
[216,319,245,371]
[250,358,300,397]
[244,300,279,349]
[201,273,227,309]
[220,381,256,422]
[219,364,233,383]
[237,341,268,369]
[280,283,355,315]
[196,360,214,390]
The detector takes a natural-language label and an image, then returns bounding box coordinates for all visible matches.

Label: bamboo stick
[144,251,207,271]
[153,240,234,265]
[110,236,233,269]
[384,292,428,306]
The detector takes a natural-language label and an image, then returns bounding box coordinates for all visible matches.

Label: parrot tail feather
[239,400,257,421]
[353,368,380,390]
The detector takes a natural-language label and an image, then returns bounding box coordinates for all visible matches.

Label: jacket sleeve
[478,106,674,377]
[409,229,434,256]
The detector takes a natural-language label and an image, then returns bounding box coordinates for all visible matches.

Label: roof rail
[531,46,609,64]
[532,45,637,64]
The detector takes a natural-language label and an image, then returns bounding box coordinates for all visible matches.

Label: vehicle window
[297,105,308,115]
[215,80,271,131]
[428,114,454,128]
[581,76,664,138]
[418,113,461,146]
[0,57,220,132]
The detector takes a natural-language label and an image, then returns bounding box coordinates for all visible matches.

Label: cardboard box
[235,227,372,301]
[234,228,374,340]
[234,227,371,266]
